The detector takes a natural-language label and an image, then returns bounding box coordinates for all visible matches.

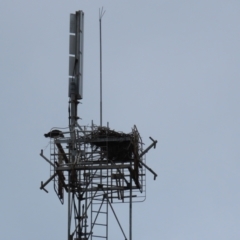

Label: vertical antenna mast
[99,8,105,127]
[69,11,84,129]
[68,11,84,240]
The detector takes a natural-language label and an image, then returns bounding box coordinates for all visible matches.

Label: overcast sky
[1,1,240,239]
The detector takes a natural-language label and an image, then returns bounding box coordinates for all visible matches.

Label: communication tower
[40,10,157,240]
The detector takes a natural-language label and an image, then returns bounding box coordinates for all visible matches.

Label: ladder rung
[92,235,107,238]
[94,223,107,226]
[92,211,107,214]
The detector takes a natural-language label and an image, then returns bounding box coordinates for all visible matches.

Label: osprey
[44,130,64,138]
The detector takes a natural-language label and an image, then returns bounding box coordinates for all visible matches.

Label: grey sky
[0,1,240,239]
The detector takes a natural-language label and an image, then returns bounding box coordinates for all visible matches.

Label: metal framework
[40,123,157,240]
[39,10,157,240]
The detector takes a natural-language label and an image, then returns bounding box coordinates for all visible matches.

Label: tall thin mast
[99,8,105,127]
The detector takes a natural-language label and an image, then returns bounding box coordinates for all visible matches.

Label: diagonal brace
[106,196,128,240]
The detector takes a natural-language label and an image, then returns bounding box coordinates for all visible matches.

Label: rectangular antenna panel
[68,11,84,99]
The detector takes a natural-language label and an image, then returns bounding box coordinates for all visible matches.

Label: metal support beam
[56,164,132,171]
[40,149,55,167]
[40,173,58,192]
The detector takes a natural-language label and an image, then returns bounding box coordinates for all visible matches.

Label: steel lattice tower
[40,10,157,240]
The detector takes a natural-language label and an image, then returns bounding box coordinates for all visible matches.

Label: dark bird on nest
[44,130,64,138]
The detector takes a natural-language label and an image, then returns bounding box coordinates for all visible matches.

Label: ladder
[90,169,109,240]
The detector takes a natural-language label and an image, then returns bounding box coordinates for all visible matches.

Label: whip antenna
[99,7,105,127]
